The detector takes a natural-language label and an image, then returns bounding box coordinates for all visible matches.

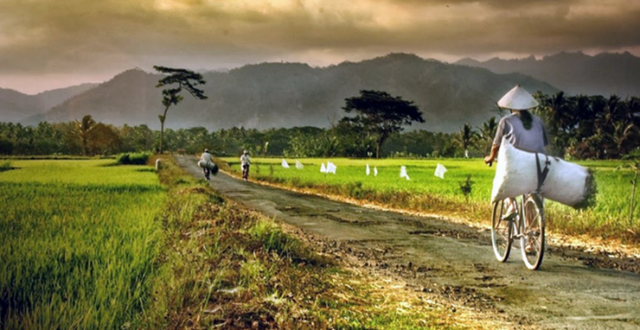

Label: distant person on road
[484,85,549,233]
[240,150,251,181]
[201,148,213,180]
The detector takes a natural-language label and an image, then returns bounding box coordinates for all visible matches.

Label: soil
[178,156,640,329]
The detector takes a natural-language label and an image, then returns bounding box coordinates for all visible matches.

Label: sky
[1,0,640,95]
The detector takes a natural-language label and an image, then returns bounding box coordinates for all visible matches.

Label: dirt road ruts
[177,156,640,329]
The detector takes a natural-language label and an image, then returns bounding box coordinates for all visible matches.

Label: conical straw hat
[497,85,539,110]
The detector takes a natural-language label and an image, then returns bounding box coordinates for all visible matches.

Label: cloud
[1,0,639,80]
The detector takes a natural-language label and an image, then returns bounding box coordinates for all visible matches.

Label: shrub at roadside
[0,161,11,172]
[116,152,153,165]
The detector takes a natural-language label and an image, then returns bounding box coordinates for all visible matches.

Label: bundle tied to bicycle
[491,138,597,209]
[198,160,219,175]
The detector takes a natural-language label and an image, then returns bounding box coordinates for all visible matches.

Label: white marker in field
[374,166,378,176]
[400,166,410,180]
[435,163,447,179]
[295,160,304,169]
[327,161,337,174]
[282,159,290,168]
[320,163,327,173]
[366,164,370,176]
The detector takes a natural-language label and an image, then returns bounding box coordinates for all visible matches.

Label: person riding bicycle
[240,150,251,181]
[201,148,213,180]
[484,85,549,224]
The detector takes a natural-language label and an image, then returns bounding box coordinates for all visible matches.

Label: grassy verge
[217,157,640,245]
[141,156,497,329]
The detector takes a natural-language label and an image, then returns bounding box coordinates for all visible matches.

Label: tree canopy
[340,90,424,158]
[154,66,208,153]
[534,93,640,159]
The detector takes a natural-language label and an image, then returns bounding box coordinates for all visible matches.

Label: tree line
[1,92,638,159]
[534,92,640,159]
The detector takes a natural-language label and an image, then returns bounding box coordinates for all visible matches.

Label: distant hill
[25,69,160,126]
[0,88,41,123]
[0,84,97,123]
[456,51,640,97]
[16,53,558,132]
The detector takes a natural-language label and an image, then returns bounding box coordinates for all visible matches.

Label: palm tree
[573,95,594,141]
[75,115,97,156]
[539,91,586,157]
[456,123,479,158]
[477,117,498,154]
[595,95,622,158]
[612,97,640,157]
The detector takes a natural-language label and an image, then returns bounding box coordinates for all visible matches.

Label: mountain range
[0,84,97,123]
[3,52,638,132]
[2,53,562,132]
[456,51,640,97]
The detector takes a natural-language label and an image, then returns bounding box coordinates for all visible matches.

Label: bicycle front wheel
[491,199,512,262]
[521,194,545,270]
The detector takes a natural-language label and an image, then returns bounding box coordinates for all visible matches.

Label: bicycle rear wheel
[521,194,545,270]
[491,199,512,262]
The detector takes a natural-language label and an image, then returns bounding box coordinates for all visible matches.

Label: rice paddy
[222,157,640,239]
[0,159,165,329]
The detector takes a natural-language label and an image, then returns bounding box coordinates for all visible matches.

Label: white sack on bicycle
[491,140,595,208]
[198,160,219,174]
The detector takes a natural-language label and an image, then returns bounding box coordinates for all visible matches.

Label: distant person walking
[201,148,213,180]
[240,150,251,181]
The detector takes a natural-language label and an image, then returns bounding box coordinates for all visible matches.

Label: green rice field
[0,160,165,329]
[2,156,639,328]
[222,157,640,239]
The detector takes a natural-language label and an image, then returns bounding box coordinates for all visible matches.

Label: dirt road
[178,156,640,329]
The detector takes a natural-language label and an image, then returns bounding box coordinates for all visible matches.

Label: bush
[116,152,152,165]
[0,161,12,172]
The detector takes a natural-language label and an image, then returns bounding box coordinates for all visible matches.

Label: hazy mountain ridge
[0,83,97,123]
[28,69,160,125]
[456,51,640,97]
[9,53,558,132]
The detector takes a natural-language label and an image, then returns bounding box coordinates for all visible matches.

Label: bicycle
[491,193,546,270]
[242,164,250,182]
